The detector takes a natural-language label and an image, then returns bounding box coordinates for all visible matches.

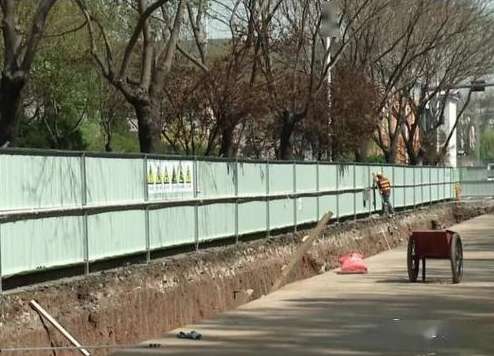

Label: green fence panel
[1,216,84,276]
[392,166,405,208]
[319,195,337,218]
[463,182,494,196]
[238,201,267,235]
[87,210,146,261]
[459,168,494,197]
[85,157,144,204]
[237,162,266,196]
[405,167,414,206]
[414,168,422,205]
[433,168,441,202]
[338,165,353,190]
[269,163,293,194]
[460,167,487,181]
[269,198,294,229]
[426,167,433,203]
[354,165,369,215]
[297,197,318,224]
[319,164,337,191]
[197,161,235,198]
[442,168,447,200]
[149,206,195,249]
[0,154,82,210]
[339,193,354,217]
[3,149,482,281]
[296,164,317,192]
[198,203,235,241]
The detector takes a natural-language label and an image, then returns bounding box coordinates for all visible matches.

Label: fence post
[143,155,150,263]
[450,167,454,199]
[193,157,199,250]
[429,167,433,207]
[413,168,416,210]
[353,164,357,220]
[336,165,340,222]
[80,152,89,276]
[368,165,372,217]
[316,161,320,221]
[266,160,270,237]
[443,167,446,201]
[392,166,396,211]
[421,168,424,207]
[0,222,3,294]
[234,159,239,244]
[403,166,407,209]
[293,161,297,232]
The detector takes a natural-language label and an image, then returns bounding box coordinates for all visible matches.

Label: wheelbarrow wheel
[407,237,419,282]
[450,233,463,284]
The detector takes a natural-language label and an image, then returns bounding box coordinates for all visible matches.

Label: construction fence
[2,149,487,291]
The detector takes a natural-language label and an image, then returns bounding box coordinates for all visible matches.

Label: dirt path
[115,214,494,356]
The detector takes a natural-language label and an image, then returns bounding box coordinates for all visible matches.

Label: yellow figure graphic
[185,166,192,184]
[178,163,185,184]
[156,165,162,185]
[171,166,177,184]
[164,166,170,184]
[148,165,157,184]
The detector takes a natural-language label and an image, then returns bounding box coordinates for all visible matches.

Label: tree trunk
[105,137,112,152]
[134,102,161,153]
[355,140,369,162]
[278,111,301,160]
[219,124,235,158]
[0,75,24,147]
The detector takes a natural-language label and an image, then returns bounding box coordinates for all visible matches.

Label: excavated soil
[0,200,493,355]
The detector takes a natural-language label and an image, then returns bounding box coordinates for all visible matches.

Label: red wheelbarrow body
[407,230,463,284]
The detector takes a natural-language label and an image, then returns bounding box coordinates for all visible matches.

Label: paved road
[116,215,494,356]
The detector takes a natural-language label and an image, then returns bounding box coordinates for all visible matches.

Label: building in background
[438,92,460,167]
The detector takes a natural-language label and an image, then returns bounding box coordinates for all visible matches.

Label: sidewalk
[115,214,494,356]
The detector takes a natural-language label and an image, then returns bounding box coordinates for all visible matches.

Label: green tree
[0,0,60,147]
[480,129,494,162]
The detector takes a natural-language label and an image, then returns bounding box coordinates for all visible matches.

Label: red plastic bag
[338,253,368,274]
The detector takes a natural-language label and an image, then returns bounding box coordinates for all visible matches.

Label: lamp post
[320,0,340,161]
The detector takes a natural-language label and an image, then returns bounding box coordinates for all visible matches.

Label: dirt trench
[0,200,493,355]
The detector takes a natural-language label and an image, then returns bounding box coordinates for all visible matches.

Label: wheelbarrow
[407,230,463,284]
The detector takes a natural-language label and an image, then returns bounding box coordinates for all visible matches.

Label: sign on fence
[147,160,193,195]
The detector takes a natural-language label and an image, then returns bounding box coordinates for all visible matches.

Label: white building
[439,93,460,167]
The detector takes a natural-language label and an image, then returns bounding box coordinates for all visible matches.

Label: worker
[372,172,394,216]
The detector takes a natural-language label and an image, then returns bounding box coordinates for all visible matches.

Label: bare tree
[75,0,191,153]
[399,0,494,165]
[0,0,59,146]
[242,0,386,159]
[358,0,494,164]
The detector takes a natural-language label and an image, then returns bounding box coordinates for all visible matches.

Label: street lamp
[320,0,341,161]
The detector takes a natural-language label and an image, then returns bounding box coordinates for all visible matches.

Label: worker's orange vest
[377,178,391,194]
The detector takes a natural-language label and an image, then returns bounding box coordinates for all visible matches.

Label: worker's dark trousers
[381,192,394,215]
